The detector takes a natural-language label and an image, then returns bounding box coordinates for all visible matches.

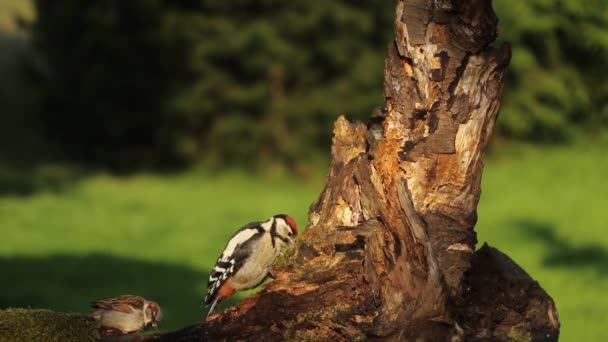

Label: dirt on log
[133,0,560,341]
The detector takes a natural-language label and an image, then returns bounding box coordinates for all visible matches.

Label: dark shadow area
[0,31,83,197]
[0,254,239,332]
[0,29,182,197]
[459,244,560,342]
[0,163,87,197]
[515,219,608,275]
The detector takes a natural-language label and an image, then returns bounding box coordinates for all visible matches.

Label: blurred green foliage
[25,0,390,171]
[494,0,608,141]
[19,0,608,171]
[26,0,193,170]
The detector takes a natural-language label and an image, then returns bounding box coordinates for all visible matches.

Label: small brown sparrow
[91,294,162,334]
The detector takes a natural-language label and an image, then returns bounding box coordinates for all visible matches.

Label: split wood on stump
[139,0,560,341]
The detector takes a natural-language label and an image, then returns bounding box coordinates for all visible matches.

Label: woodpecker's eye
[287,231,293,236]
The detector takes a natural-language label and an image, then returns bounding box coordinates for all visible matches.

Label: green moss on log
[0,308,100,342]
[272,245,299,273]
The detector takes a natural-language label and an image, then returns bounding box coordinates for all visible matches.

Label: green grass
[0,170,324,332]
[477,143,608,341]
[0,144,606,340]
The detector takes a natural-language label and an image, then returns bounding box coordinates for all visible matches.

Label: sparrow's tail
[206,297,220,318]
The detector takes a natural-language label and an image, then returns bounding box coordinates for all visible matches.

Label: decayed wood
[458,244,560,341]
[132,0,559,341]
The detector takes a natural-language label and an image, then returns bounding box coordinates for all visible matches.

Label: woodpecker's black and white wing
[204,221,265,306]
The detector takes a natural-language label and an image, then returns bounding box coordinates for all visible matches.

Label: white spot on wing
[260,219,273,231]
[220,229,259,260]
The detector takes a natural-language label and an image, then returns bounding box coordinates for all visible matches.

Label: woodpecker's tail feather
[206,297,220,318]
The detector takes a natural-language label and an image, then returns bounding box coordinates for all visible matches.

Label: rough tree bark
[138,0,560,341]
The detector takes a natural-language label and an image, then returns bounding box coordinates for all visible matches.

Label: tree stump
[141,0,559,340]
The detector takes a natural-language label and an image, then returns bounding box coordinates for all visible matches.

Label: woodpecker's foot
[204,312,221,321]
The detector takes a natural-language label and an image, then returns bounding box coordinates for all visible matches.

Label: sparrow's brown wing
[91,295,145,313]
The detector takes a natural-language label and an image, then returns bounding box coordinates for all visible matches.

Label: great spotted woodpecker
[203,214,298,317]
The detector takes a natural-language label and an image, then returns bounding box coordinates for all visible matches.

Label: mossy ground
[0,308,99,342]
